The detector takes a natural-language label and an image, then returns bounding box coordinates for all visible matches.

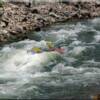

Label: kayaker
[31,47,42,53]
[46,41,64,54]
[31,41,64,54]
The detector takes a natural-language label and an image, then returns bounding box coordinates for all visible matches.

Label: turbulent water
[0,18,100,99]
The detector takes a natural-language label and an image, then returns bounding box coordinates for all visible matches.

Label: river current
[0,18,100,99]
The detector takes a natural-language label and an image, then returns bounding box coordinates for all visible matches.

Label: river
[0,18,100,99]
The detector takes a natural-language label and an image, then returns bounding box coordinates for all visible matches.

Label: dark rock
[25,2,32,8]
[2,20,9,27]
[61,1,70,5]
[49,8,53,12]
[31,8,39,14]
[22,17,27,22]
[34,27,41,31]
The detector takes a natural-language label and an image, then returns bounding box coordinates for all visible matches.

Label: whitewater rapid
[0,18,100,99]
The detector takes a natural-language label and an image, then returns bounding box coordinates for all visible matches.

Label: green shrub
[0,0,4,7]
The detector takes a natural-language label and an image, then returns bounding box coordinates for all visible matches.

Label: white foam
[52,63,100,78]
[69,46,86,56]
[91,18,100,24]
[0,18,100,98]
[94,34,100,42]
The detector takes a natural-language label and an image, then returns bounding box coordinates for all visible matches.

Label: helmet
[46,41,54,49]
[32,47,42,53]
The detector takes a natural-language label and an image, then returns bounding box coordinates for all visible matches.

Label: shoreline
[0,1,100,44]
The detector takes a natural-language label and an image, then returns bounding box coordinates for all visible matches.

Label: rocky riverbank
[0,1,100,44]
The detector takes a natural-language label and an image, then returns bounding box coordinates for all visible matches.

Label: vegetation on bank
[0,0,4,7]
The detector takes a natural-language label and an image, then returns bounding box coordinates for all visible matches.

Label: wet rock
[34,27,41,31]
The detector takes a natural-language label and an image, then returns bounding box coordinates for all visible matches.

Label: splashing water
[0,18,100,99]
